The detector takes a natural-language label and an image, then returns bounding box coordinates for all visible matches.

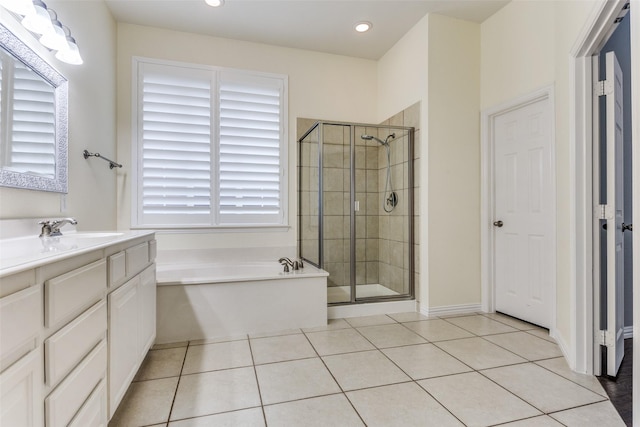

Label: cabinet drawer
[0,347,43,427]
[45,259,106,330]
[45,301,106,387]
[126,242,149,278]
[0,285,42,371]
[45,339,106,427]
[108,252,126,288]
[68,379,106,427]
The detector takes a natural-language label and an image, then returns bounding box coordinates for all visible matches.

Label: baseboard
[419,303,482,317]
[550,328,572,369]
[624,325,633,339]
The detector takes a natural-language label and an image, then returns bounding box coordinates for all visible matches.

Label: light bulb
[21,1,54,35]
[40,20,67,51]
[55,35,82,65]
[205,0,224,7]
[354,22,372,33]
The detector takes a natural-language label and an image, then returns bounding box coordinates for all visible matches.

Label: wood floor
[598,339,633,426]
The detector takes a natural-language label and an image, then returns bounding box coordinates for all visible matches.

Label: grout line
[165,341,190,425]
[245,337,268,426]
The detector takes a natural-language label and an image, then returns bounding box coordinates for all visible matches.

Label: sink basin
[65,232,124,238]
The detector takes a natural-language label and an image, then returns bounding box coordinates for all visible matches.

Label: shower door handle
[493,220,504,228]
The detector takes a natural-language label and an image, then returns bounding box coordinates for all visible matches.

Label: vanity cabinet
[0,232,155,427]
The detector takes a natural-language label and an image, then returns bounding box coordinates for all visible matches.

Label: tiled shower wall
[297,101,420,295]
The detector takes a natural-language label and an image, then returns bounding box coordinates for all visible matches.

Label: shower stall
[298,121,415,305]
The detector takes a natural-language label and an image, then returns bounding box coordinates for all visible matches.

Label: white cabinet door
[139,265,156,357]
[0,347,43,427]
[108,276,140,418]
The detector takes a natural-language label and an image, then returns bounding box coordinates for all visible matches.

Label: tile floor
[109,312,626,427]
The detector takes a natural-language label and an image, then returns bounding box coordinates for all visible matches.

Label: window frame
[131,57,288,230]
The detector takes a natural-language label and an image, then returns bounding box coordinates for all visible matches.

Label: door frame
[480,85,557,336]
[570,0,638,382]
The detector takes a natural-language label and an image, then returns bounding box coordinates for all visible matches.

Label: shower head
[361,134,395,146]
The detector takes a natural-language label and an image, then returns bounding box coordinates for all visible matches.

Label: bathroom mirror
[0,23,68,193]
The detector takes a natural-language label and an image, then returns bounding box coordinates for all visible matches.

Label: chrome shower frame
[298,120,415,306]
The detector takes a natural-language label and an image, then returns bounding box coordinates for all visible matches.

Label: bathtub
[155,260,328,344]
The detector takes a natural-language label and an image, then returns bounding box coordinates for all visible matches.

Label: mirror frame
[0,23,68,193]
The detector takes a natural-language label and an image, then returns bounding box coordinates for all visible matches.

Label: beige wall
[427,14,481,308]
[116,23,379,251]
[0,1,117,230]
[481,0,599,348]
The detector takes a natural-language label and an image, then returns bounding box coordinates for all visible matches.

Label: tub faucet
[39,217,77,238]
[278,257,304,272]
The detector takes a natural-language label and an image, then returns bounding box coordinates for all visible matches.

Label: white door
[603,51,625,377]
[493,96,554,328]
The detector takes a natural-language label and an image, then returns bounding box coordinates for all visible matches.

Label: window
[132,58,287,228]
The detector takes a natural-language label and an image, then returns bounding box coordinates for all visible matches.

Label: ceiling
[104,0,510,60]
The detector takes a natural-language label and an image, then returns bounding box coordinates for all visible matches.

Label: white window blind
[0,53,56,178]
[133,59,287,228]
[219,73,283,224]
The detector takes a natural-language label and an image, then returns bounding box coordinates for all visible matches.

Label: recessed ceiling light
[354,21,372,33]
[205,0,224,7]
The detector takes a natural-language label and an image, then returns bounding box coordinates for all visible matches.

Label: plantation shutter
[139,63,213,226]
[9,61,56,178]
[134,59,286,228]
[218,73,283,224]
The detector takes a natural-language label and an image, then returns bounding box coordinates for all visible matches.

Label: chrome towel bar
[83,149,122,169]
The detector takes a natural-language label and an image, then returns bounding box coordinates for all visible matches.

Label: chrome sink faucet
[39,217,77,238]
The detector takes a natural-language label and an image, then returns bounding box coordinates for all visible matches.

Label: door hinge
[595,79,613,97]
[596,204,614,220]
[599,330,615,347]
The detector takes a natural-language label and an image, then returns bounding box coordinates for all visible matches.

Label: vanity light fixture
[354,21,372,33]
[0,0,83,65]
[205,0,224,7]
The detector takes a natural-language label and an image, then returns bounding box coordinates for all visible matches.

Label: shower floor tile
[110,312,623,427]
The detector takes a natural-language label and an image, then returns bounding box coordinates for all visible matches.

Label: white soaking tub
[155,260,328,344]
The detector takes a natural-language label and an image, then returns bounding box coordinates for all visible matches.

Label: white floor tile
[255,357,340,405]
[418,372,541,427]
[170,367,261,420]
[498,415,564,426]
[302,318,352,332]
[480,312,540,330]
[134,347,186,381]
[483,332,563,361]
[347,382,463,427]
[382,343,472,380]
[250,334,317,365]
[550,401,626,426]
[182,340,253,374]
[344,314,396,327]
[403,319,474,342]
[356,323,427,348]
[305,328,375,356]
[109,377,179,426]
[482,363,606,413]
[323,350,410,391]
[264,394,364,427]
[168,407,266,427]
[444,315,519,335]
[535,357,608,397]
[387,312,430,322]
[435,337,526,370]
